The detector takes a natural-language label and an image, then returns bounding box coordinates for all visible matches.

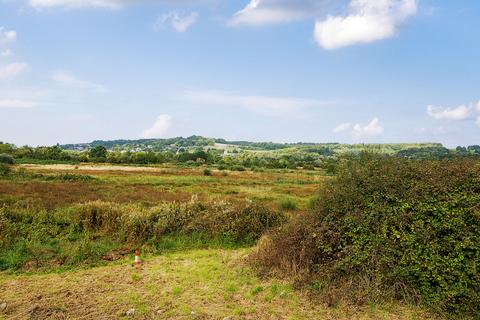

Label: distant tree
[89,146,107,160]
[0,153,15,164]
[456,146,468,156]
[467,145,480,155]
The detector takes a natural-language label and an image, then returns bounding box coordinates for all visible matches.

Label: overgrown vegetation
[253,154,480,317]
[0,198,284,271]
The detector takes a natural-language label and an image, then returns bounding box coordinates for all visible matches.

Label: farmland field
[0,164,436,319]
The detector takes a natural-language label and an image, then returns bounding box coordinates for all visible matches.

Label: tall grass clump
[0,198,284,271]
[252,154,480,316]
[277,197,298,211]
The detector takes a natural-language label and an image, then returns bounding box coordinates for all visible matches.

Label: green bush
[203,168,212,176]
[232,165,246,172]
[254,154,480,316]
[0,153,14,164]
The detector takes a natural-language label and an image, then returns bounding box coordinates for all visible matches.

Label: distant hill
[59,135,449,156]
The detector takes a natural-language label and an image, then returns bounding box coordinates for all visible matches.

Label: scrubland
[1,158,477,319]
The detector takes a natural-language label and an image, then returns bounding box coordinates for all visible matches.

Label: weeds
[0,199,284,271]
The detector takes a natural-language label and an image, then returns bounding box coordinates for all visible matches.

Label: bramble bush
[253,154,480,316]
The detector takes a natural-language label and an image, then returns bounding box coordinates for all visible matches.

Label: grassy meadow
[0,160,470,319]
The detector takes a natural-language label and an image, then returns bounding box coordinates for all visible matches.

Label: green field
[0,163,440,319]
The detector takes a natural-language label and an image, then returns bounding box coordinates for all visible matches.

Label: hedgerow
[253,154,480,316]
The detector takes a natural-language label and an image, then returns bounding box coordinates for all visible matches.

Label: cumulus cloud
[476,101,480,112]
[231,0,416,49]
[353,117,384,137]
[0,99,37,108]
[314,0,417,49]
[155,11,199,33]
[182,90,333,117]
[142,114,173,138]
[334,117,384,138]
[0,62,28,80]
[427,104,471,121]
[51,71,107,92]
[0,27,17,43]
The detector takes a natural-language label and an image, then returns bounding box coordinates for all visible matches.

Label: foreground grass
[0,249,434,320]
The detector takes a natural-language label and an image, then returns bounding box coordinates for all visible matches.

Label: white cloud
[352,117,384,137]
[229,0,319,26]
[1,49,13,57]
[476,117,480,127]
[0,62,28,80]
[51,71,107,92]
[155,11,199,33]
[182,90,332,117]
[476,101,480,112]
[230,0,416,49]
[333,122,351,133]
[0,99,37,108]
[0,27,17,43]
[142,114,172,138]
[314,0,417,50]
[427,104,471,121]
[334,117,384,138]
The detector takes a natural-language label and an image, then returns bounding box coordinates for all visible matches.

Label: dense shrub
[0,153,14,164]
[253,154,480,316]
[0,199,284,270]
[203,168,212,176]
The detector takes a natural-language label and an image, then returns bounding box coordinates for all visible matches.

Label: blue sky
[0,0,479,147]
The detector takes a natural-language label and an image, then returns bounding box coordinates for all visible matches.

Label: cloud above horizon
[155,11,199,33]
[427,104,471,121]
[315,0,417,49]
[231,0,417,49]
[229,0,331,26]
[333,117,384,138]
[142,114,173,138]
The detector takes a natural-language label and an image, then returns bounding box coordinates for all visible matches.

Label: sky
[0,0,479,147]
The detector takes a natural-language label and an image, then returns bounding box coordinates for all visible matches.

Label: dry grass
[0,249,435,320]
[1,165,326,211]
